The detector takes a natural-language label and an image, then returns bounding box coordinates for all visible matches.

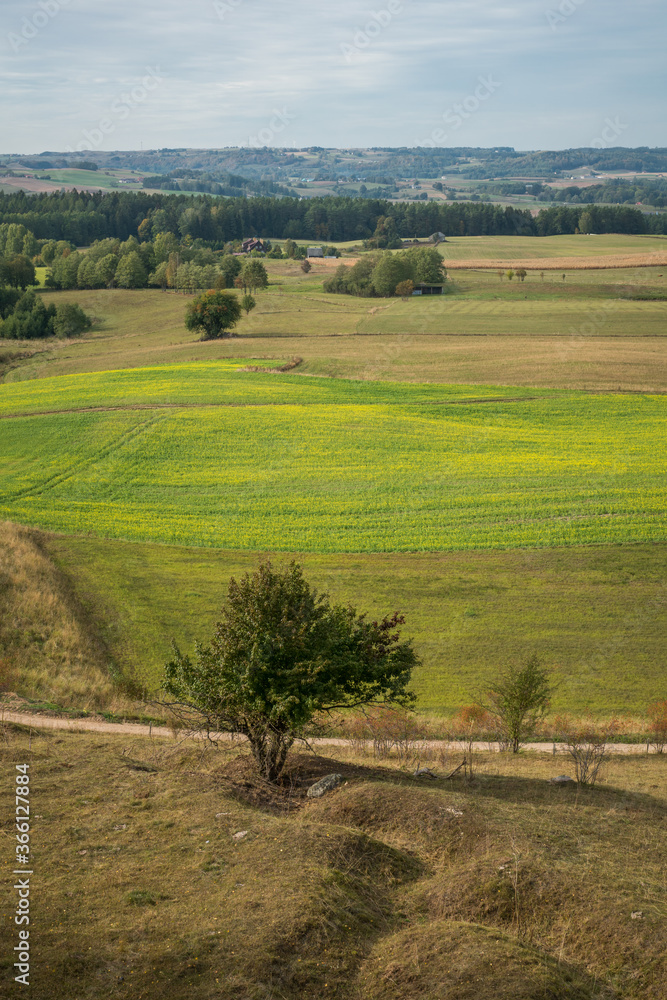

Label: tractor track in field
[1,710,655,754]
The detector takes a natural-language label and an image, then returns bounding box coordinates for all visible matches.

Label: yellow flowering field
[0,365,663,552]
[0,360,550,416]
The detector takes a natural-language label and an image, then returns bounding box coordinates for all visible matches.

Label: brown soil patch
[307,255,359,267]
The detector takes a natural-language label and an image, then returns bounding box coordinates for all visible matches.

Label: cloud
[0,0,664,151]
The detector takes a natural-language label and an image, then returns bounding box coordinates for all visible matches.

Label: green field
[0,363,663,554]
[42,532,666,713]
[431,232,667,261]
[33,167,145,190]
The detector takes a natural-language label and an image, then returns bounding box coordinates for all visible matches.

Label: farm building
[241,238,267,253]
[412,283,445,296]
[306,246,324,258]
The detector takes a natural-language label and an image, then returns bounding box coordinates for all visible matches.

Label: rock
[307,773,344,798]
[232,830,248,841]
[413,767,437,779]
[550,775,576,786]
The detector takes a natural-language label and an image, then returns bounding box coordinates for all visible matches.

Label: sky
[1,0,665,154]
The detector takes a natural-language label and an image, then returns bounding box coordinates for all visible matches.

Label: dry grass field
[0,725,664,1000]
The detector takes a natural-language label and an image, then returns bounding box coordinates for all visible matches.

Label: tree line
[1,190,664,247]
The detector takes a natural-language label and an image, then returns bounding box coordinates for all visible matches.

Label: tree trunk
[246,724,294,783]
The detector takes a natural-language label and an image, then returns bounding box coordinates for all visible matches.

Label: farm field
[0,365,664,555]
[0,233,665,722]
[321,234,667,258]
[434,233,667,267]
[2,259,666,392]
[41,531,667,714]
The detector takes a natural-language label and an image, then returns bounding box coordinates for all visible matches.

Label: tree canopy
[184,288,242,339]
[163,561,419,781]
[325,247,446,298]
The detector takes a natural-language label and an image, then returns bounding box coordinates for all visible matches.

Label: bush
[485,656,551,753]
[553,714,620,784]
[53,302,93,339]
[0,290,56,339]
[647,700,667,753]
[0,292,93,340]
[347,706,423,763]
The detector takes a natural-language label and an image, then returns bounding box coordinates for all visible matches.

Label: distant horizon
[3,144,666,158]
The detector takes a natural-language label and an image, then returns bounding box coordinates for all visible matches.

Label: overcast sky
[1,0,665,154]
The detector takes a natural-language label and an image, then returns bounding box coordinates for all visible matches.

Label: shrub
[647,700,667,753]
[485,656,551,753]
[349,706,423,763]
[553,714,620,785]
[53,303,93,339]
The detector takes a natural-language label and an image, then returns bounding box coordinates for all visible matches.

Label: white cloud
[0,0,664,151]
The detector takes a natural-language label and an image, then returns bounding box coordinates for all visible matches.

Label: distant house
[412,283,445,296]
[306,246,324,258]
[241,237,267,254]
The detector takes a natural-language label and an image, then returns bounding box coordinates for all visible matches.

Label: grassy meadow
[0,232,665,718]
[0,725,664,1000]
[0,365,664,555]
[40,532,665,714]
[2,252,665,393]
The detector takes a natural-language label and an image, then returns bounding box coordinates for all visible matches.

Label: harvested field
[446,252,667,271]
[308,251,667,271]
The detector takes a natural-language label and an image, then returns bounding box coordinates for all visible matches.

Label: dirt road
[1,710,655,754]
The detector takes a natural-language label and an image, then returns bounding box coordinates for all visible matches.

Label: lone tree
[185,289,242,340]
[484,655,551,752]
[240,293,256,316]
[163,561,419,782]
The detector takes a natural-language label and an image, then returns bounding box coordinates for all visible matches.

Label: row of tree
[1,190,664,247]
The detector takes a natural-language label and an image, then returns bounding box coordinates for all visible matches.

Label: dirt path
[1,710,655,754]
